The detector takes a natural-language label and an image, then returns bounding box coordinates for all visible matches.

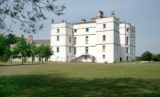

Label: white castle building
[50,11,136,63]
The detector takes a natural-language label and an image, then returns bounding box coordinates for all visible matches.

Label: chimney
[51,19,54,23]
[98,10,104,18]
[61,20,66,23]
[80,19,86,23]
[111,11,115,16]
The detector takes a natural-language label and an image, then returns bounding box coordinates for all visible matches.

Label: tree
[37,44,52,63]
[141,51,153,61]
[0,34,10,62]
[158,54,160,61]
[6,33,17,44]
[0,0,66,33]
[153,54,160,61]
[43,45,53,61]
[30,43,38,64]
[13,35,31,64]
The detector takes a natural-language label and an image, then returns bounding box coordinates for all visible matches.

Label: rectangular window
[103,35,106,41]
[57,47,59,53]
[102,45,105,52]
[126,37,129,45]
[126,47,129,53]
[74,37,76,45]
[57,36,59,41]
[86,28,89,32]
[69,47,71,53]
[74,47,76,55]
[103,24,106,29]
[74,29,77,32]
[126,56,129,61]
[126,28,130,32]
[85,47,88,54]
[103,54,105,59]
[85,36,88,44]
[57,29,60,33]
[69,37,71,43]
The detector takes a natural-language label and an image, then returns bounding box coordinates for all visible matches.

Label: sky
[15,0,160,56]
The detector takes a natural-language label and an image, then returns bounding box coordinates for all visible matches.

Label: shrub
[141,51,153,61]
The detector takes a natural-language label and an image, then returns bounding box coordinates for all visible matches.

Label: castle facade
[50,11,136,63]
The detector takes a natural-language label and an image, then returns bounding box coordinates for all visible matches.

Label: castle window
[57,47,59,53]
[103,35,106,41]
[103,24,106,29]
[126,37,129,45]
[102,45,105,52]
[57,36,59,41]
[126,47,129,53]
[86,28,89,32]
[57,29,60,33]
[69,37,71,43]
[74,47,76,55]
[126,28,130,32]
[126,56,129,61]
[85,36,88,44]
[69,47,71,53]
[74,37,76,45]
[74,29,77,32]
[103,54,105,59]
[85,47,88,54]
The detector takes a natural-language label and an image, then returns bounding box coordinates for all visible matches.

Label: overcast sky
[16,0,160,56]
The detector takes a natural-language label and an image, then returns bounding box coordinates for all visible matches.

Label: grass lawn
[0,62,160,97]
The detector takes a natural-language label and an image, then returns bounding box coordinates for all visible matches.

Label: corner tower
[95,11,121,63]
[120,22,136,61]
[50,20,74,62]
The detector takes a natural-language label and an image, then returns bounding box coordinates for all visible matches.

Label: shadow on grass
[0,63,42,66]
[0,75,160,97]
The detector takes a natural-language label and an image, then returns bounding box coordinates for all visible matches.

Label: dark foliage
[141,51,153,61]
[0,0,66,33]
[0,34,10,62]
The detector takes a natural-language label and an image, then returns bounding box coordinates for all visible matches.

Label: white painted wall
[119,22,136,61]
[50,14,136,63]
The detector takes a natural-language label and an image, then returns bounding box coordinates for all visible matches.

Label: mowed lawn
[0,62,160,97]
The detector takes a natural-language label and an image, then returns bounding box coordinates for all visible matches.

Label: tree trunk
[38,57,41,64]
[10,56,12,65]
[22,56,23,65]
[32,56,33,64]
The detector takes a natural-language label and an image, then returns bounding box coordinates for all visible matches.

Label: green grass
[0,62,160,97]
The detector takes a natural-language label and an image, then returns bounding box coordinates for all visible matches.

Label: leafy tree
[0,34,10,62]
[6,33,17,44]
[153,55,159,61]
[37,44,45,63]
[30,43,38,64]
[153,54,160,61]
[37,44,52,63]
[158,54,160,61]
[13,35,31,64]
[0,0,66,33]
[43,45,53,61]
[141,51,153,61]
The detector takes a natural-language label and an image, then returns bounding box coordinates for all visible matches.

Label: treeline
[0,34,52,64]
[136,51,160,61]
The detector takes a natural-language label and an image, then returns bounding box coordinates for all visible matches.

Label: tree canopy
[13,35,31,64]
[0,0,66,33]
[0,34,10,62]
[141,51,153,61]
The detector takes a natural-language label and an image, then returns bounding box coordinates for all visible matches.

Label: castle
[50,11,136,63]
